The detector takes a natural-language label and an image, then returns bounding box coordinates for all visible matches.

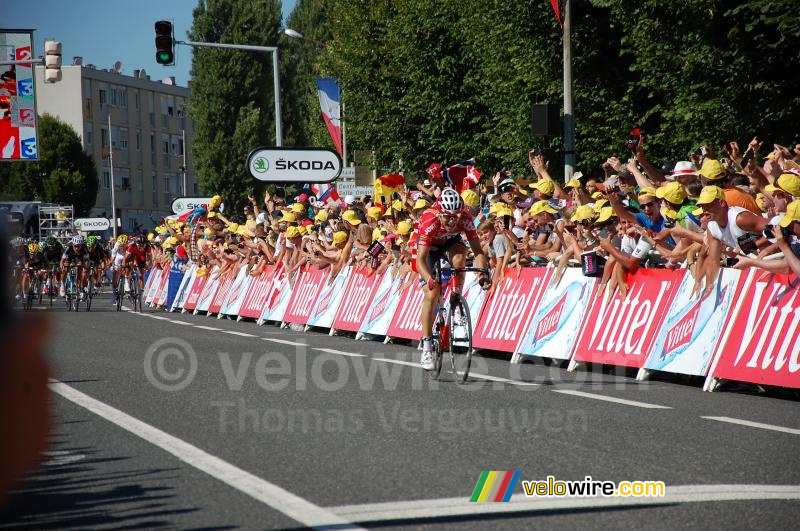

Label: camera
[664,219,676,229]
[763,224,775,239]
[626,128,642,151]
[724,257,739,267]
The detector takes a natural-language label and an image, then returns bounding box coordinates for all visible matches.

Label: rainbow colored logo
[469,471,521,502]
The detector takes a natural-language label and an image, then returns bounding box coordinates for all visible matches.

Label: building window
[134,91,140,110]
[119,127,128,150]
[85,122,93,146]
[103,171,110,189]
[152,175,158,206]
[162,134,169,154]
[137,170,143,192]
[119,88,127,108]
[135,131,141,151]
[109,88,117,107]
[99,89,107,106]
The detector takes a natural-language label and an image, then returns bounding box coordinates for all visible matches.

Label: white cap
[344,195,356,205]
[256,212,268,224]
[668,161,698,181]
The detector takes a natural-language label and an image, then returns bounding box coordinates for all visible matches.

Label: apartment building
[34,62,197,232]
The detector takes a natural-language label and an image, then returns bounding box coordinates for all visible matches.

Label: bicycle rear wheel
[86,276,94,311]
[428,312,445,380]
[116,276,124,311]
[448,295,473,384]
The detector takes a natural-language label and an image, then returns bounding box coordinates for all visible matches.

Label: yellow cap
[147,232,155,241]
[656,181,687,205]
[372,227,383,242]
[286,226,302,239]
[291,203,305,213]
[281,211,297,223]
[530,179,555,196]
[770,173,800,197]
[333,231,348,244]
[414,198,432,210]
[591,191,604,200]
[245,219,257,231]
[663,208,678,220]
[595,206,617,224]
[696,185,725,205]
[383,207,394,218]
[207,211,217,219]
[342,210,361,225]
[779,200,800,228]
[564,178,581,189]
[493,204,514,218]
[461,189,480,208]
[698,159,725,180]
[392,199,405,212]
[755,193,766,212]
[228,223,239,233]
[163,242,173,250]
[395,220,413,235]
[692,206,704,216]
[314,209,329,222]
[571,205,596,222]
[638,186,658,199]
[367,206,383,219]
[168,236,179,245]
[528,200,558,216]
[204,227,213,238]
[210,194,223,208]
[593,199,609,212]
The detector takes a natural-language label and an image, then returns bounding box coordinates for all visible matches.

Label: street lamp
[284,28,304,40]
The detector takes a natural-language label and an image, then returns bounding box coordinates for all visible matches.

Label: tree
[0,114,98,214]
[187,0,282,218]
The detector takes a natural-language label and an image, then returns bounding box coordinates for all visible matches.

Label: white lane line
[313,348,366,358]
[149,315,170,321]
[168,320,193,326]
[327,484,800,523]
[553,389,671,409]
[194,325,222,331]
[701,416,800,436]
[261,338,308,347]
[223,330,256,338]
[470,373,539,386]
[373,357,419,368]
[49,381,362,530]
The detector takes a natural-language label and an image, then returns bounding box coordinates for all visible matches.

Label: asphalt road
[2,299,799,529]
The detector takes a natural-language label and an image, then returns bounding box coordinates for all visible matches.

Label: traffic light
[155,20,174,65]
[43,40,62,83]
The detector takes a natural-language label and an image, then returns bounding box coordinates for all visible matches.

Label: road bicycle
[64,265,81,312]
[117,266,143,312]
[24,268,42,310]
[85,263,102,311]
[428,263,489,383]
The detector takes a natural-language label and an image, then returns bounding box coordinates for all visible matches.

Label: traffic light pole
[177,40,282,147]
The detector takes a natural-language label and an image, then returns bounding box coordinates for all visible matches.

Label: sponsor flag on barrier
[221,266,253,316]
[307,266,351,329]
[470,471,521,503]
[282,265,330,325]
[643,269,741,376]
[358,270,403,337]
[708,269,800,389]
[331,266,383,332]
[239,266,276,319]
[317,77,342,155]
[385,280,427,340]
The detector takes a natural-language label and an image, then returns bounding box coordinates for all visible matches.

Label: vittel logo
[480,277,537,341]
[368,284,393,322]
[734,282,800,373]
[535,293,567,342]
[340,276,375,323]
[587,281,670,356]
[663,305,700,354]
[394,288,425,332]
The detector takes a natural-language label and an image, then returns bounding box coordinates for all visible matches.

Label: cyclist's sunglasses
[439,213,461,221]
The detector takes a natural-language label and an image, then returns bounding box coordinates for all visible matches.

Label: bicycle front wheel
[448,295,473,384]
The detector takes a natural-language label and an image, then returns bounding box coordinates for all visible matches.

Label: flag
[311,183,340,204]
[549,0,562,27]
[445,158,480,191]
[316,77,343,156]
[374,173,404,204]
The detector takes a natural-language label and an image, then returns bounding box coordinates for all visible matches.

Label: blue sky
[1,0,297,87]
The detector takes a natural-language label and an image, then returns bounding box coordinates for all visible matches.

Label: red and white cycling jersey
[126,244,150,265]
[416,205,479,247]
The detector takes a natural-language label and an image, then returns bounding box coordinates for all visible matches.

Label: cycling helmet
[28,242,40,254]
[70,235,85,246]
[117,234,129,245]
[437,188,463,214]
[45,236,57,247]
[86,235,99,247]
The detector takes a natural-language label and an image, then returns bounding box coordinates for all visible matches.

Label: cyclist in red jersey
[415,188,488,370]
[123,236,151,291]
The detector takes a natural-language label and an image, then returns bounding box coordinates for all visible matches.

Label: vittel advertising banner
[260,265,293,324]
[472,267,549,353]
[195,267,222,314]
[144,268,163,304]
[238,266,275,319]
[330,267,382,332]
[182,271,209,312]
[170,265,197,311]
[358,270,403,337]
[516,267,597,361]
[208,267,239,315]
[221,266,252,316]
[282,265,330,324]
[709,270,800,389]
[386,280,427,340]
[153,270,171,307]
[307,266,351,329]
[461,271,489,332]
[643,268,743,376]
[572,269,682,368]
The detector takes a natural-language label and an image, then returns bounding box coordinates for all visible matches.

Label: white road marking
[194,325,222,331]
[701,416,800,436]
[168,320,193,325]
[327,484,800,523]
[222,330,256,337]
[49,381,362,530]
[261,338,308,347]
[469,373,539,386]
[313,348,366,358]
[553,389,671,409]
[373,357,420,368]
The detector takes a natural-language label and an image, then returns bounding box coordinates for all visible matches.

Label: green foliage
[0,114,98,214]
[187,0,282,216]
[278,0,799,181]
